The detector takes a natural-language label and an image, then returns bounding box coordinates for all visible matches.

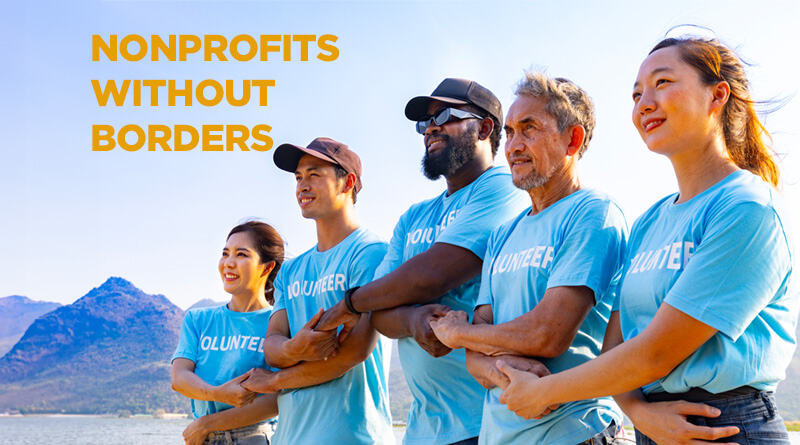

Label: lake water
[0,416,797,444]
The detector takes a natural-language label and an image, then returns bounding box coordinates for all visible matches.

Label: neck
[315,206,359,251]
[527,168,581,215]
[228,289,268,312]
[669,137,739,203]
[445,145,494,195]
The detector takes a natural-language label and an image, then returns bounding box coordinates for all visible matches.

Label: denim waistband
[206,420,271,442]
[644,386,760,403]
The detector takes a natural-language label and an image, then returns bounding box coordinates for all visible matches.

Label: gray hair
[514,72,595,157]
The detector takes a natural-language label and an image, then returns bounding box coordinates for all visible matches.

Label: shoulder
[471,165,516,193]
[566,189,627,226]
[184,305,224,325]
[348,228,389,257]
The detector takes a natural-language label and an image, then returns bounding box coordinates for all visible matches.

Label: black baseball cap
[405,78,503,124]
[273,137,363,192]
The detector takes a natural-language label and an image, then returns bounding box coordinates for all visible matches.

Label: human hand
[240,367,278,393]
[315,299,360,332]
[429,310,469,349]
[213,371,257,408]
[182,417,210,445]
[628,400,740,445]
[287,308,340,362]
[484,355,550,390]
[495,359,558,419]
[410,304,452,358]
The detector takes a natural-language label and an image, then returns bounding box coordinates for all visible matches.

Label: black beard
[421,125,479,180]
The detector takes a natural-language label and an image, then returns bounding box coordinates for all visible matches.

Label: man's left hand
[240,368,278,394]
[429,310,469,349]
[316,299,360,332]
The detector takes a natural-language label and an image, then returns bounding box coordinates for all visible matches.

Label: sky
[1,0,798,309]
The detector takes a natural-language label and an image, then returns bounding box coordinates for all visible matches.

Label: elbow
[535,339,571,358]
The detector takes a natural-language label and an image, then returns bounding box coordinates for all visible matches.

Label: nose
[636,88,656,115]
[296,176,310,193]
[505,131,523,157]
[424,120,442,137]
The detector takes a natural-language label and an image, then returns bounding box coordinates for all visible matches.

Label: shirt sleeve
[172,310,199,363]
[475,227,500,308]
[664,201,792,340]
[436,170,527,260]
[373,212,408,280]
[350,242,390,288]
[272,266,287,314]
[546,199,628,306]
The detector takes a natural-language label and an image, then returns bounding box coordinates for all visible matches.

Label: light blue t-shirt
[172,303,273,419]
[271,227,393,445]
[374,166,529,445]
[475,189,626,445]
[617,170,797,394]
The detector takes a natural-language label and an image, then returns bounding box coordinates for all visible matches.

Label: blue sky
[1,0,798,309]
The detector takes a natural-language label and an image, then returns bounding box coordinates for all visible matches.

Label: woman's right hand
[213,372,257,407]
[628,399,740,445]
[286,308,340,362]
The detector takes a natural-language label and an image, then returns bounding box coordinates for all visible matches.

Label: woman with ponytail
[171,221,285,445]
[493,36,797,445]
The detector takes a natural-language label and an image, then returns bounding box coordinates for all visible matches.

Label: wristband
[344,286,361,315]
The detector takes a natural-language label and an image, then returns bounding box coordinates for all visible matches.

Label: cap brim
[404,95,470,121]
[273,143,338,172]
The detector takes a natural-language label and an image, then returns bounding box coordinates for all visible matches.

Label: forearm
[612,389,649,421]
[372,306,416,338]
[263,335,301,369]
[534,326,694,407]
[465,349,503,389]
[271,315,377,390]
[349,244,481,313]
[171,368,219,401]
[197,394,278,432]
[451,322,555,357]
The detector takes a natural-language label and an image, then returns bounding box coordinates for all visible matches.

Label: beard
[512,170,550,191]
[421,124,479,180]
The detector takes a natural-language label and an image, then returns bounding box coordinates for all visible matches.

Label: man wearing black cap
[316,79,528,444]
[241,137,394,444]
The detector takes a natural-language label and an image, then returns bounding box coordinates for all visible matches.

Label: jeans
[204,420,275,445]
[635,391,790,444]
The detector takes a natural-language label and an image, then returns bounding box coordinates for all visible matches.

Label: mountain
[0,296,61,357]
[187,298,226,311]
[0,277,186,414]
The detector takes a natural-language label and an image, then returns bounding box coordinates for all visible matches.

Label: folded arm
[242,312,377,393]
[182,394,278,445]
[433,286,595,357]
[171,358,256,407]
[315,243,482,331]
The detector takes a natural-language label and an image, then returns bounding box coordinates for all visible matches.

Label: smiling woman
[494,36,797,445]
[170,221,285,445]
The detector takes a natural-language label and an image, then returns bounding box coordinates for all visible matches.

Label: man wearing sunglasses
[316,78,529,444]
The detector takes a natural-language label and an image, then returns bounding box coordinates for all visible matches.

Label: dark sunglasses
[416,107,485,134]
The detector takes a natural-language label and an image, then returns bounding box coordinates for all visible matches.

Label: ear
[260,260,276,278]
[477,117,494,140]
[565,125,585,157]
[341,172,357,197]
[710,80,730,113]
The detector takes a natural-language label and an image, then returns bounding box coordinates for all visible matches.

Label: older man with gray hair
[429,71,628,445]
